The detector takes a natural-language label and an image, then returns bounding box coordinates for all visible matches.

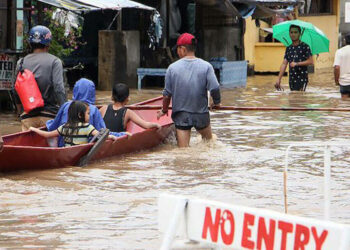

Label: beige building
[244,0,340,72]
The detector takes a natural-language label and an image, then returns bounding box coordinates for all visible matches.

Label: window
[299,0,333,15]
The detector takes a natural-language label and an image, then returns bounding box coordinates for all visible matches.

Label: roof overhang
[195,0,300,18]
[196,0,241,17]
[231,0,301,18]
[37,0,155,13]
[231,0,301,6]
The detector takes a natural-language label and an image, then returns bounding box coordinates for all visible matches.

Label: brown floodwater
[0,69,349,249]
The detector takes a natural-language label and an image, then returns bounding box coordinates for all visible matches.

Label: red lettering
[294,224,310,250]
[257,218,276,250]
[220,210,235,245]
[279,221,293,250]
[241,213,255,249]
[0,55,9,61]
[311,227,328,250]
[202,207,221,242]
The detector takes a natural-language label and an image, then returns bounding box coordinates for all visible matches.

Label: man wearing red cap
[157,33,221,147]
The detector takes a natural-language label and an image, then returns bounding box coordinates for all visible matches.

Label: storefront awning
[231,0,301,18]
[196,0,241,17]
[231,0,301,6]
[196,0,300,18]
[37,0,155,13]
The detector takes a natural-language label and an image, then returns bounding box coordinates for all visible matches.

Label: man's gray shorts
[172,111,210,131]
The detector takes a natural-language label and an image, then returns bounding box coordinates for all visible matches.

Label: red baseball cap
[176,33,196,46]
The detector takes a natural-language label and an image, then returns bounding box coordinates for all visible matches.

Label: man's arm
[334,50,341,86]
[334,65,340,86]
[157,68,172,119]
[162,95,171,113]
[157,95,171,119]
[52,59,67,106]
[290,56,314,68]
[206,65,221,107]
[275,59,288,90]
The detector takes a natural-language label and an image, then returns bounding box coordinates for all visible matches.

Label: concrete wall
[339,0,348,33]
[299,15,339,69]
[202,27,242,61]
[196,3,244,62]
[124,31,140,87]
[244,17,270,66]
[254,43,287,72]
[0,0,8,50]
[98,30,140,90]
[339,0,350,41]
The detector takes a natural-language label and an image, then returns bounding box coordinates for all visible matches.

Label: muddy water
[0,69,350,249]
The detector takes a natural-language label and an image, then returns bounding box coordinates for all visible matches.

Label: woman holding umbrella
[273,20,330,91]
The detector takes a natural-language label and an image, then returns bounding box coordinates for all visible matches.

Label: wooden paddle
[126,105,350,112]
[78,128,110,167]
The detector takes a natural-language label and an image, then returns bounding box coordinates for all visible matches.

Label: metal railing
[284,141,350,220]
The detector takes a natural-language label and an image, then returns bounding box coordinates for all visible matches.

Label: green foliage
[45,8,84,58]
[24,7,84,59]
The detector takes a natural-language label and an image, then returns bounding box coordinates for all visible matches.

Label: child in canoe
[99,83,161,132]
[46,78,125,147]
[30,101,117,146]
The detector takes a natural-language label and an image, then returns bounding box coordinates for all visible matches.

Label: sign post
[159,194,350,250]
[284,141,350,220]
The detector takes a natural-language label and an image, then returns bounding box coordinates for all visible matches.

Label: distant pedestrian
[275,24,314,91]
[334,33,350,99]
[157,33,221,147]
[15,25,66,131]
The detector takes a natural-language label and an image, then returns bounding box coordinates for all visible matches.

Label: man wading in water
[157,33,221,147]
[334,33,350,99]
[14,25,66,131]
[275,25,313,91]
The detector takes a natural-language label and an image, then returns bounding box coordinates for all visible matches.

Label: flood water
[0,69,349,249]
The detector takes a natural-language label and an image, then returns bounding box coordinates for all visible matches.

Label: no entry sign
[159,194,350,249]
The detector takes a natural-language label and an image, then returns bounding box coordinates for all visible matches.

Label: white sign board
[0,54,16,90]
[159,194,350,250]
[345,2,350,23]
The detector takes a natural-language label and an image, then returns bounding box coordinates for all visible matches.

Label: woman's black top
[103,105,127,132]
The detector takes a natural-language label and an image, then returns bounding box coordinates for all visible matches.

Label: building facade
[245,0,341,72]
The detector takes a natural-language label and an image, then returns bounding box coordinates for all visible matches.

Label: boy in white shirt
[334,33,350,99]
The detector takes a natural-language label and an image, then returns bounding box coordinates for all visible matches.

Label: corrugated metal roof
[196,0,241,16]
[37,0,155,12]
[231,0,301,5]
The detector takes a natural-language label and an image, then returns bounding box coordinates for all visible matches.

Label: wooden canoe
[0,97,173,172]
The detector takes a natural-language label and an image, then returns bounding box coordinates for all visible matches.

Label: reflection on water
[0,69,350,249]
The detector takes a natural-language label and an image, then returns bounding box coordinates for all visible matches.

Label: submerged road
[0,68,349,249]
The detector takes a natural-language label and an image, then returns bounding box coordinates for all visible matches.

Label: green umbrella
[273,20,330,55]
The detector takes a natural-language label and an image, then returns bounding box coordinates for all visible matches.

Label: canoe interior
[0,96,173,171]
